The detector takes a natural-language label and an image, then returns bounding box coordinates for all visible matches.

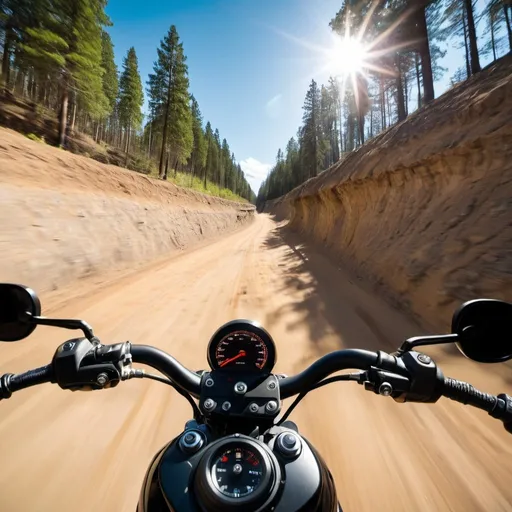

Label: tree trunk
[415,53,422,109]
[70,99,76,133]
[464,0,481,74]
[379,76,386,130]
[404,71,409,117]
[163,152,169,180]
[504,5,512,52]
[173,155,179,178]
[147,121,152,157]
[415,8,435,103]
[125,123,131,167]
[386,88,391,124]
[395,54,406,122]
[95,122,100,142]
[58,87,69,147]
[346,115,354,152]
[490,15,496,61]
[462,12,471,79]
[159,61,174,177]
[38,81,46,104]
[1,27,13,89]
[339,101,344,153]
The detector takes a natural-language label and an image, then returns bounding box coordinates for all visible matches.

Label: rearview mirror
[0,284,41,341]
[453,299,512,363]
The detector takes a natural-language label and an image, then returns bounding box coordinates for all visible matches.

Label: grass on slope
[168,172,248,203]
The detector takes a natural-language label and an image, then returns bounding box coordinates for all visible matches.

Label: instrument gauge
[207,320,276,374]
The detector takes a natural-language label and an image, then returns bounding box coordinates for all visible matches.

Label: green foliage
[25,132,44,143]
[189,95,207,176]
[1,2,255,201]
[147,25,193,172]
[118,47,144,130]
[100,31,119,115]
[169,172,248,203]
[258,0,487,207]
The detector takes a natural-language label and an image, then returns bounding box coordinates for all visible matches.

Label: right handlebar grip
[442,377,498,411]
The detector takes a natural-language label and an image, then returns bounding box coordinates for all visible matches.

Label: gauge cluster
[194,436,281,511]
[207,320,277,374]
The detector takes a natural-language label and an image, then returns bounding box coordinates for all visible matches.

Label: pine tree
[118,47,144,163]
[481,0,510,60]
[204,121,215,187]
[100,31,118,118]
[17,0,109,146]
[189,95,207,178]
[302,79,322,179]
[147,25,192,178]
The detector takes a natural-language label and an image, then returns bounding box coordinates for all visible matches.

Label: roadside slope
[0,127,254,292]
[266,56,512,330]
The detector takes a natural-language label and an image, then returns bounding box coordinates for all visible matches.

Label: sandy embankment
[266,55,512,331]
[0,128,254,292]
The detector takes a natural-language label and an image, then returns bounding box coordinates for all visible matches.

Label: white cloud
[265,93,283,119]
[240,157,272,193]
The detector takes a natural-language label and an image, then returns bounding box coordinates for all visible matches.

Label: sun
[326,36,368,77]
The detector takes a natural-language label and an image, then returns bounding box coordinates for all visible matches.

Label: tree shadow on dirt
[262,221,421,357]
[263,220,512,387]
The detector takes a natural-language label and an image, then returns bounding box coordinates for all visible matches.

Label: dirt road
[0,215,511,511]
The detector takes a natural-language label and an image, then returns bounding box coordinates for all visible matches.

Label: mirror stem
[397,333,459,354]
[24,313,95,340]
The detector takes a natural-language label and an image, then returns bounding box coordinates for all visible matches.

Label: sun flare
[326,36,368,77]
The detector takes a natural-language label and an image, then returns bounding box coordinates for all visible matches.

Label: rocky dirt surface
[0,215,511,512]
[267,55,512,331]
[0,127,254,292]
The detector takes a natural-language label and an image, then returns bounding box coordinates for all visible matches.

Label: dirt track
[0,215,511,512]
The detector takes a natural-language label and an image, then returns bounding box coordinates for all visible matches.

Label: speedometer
[207,320,276,374]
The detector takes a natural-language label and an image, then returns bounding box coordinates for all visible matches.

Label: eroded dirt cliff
[0,128,254,292]
[267,56,512,330]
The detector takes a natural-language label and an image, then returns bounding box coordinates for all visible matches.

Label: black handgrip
[442,377,498,411]
[443,378,512,434]
[0,364,54,399]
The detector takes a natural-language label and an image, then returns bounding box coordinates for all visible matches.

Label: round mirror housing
[453,299,512,363]
[0,283,41,341]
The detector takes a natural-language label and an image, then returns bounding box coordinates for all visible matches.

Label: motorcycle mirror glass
[0,284,41,341]
[453,299,512,363]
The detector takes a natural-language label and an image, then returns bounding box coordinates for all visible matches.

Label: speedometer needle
[220,350,246,367]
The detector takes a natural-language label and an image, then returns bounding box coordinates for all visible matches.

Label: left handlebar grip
[0,364,54,399]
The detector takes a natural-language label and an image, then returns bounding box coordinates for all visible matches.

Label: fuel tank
[137,429,341,512]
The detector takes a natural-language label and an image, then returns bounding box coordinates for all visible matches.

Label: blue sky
[106,0,493,193]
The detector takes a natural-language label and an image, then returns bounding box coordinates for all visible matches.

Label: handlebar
[131,345,201,398]
[1,339,511,433]
[279,349,379,399]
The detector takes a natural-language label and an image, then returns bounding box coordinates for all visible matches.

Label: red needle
[219,350,246,367]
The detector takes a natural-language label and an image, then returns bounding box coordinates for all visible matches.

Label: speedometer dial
[215,332,268,370]
[207,320,276,374]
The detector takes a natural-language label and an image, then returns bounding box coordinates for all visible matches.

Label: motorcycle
[0,282,511,512]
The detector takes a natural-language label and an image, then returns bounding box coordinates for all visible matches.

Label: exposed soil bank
[266,56,512,330]
[0,128,254,292]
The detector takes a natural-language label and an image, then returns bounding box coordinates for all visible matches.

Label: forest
[256,0,512,207]
[0,0,256,203]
